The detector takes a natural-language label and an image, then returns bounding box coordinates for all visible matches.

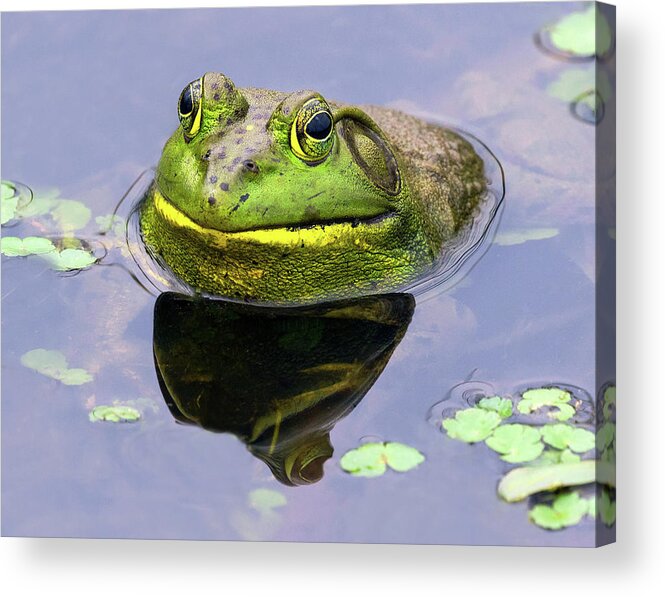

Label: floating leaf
[20,348,93,385]
[248,489,287,516]
[546,5,612,59]
[494,228,559,246]
[340,441,424,477]
[517,387,575,421]
[541,423,595,453]
[529,491,591,530]
[497,460,613,502]
[478,396,513,419]
[598,489,616,526]
[41,247,97,271]
[1,236,56,257]
[486,424,544,463]
[89,405,141,423]
[596,422,615,453]
[442,408,501,443]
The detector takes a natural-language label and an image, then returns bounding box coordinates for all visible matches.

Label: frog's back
[360,105,486,249]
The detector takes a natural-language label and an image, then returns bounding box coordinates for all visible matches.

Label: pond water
[1,2,614,546]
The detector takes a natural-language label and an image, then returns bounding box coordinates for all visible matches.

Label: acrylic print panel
[1,2,615,546]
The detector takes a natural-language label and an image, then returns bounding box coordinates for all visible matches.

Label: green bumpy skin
[139,72,486,305]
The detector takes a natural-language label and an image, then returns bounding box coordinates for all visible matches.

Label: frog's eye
[290,97,334,163]
[177,78,203,139]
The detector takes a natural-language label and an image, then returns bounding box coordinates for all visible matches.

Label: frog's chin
[152,187,396,249]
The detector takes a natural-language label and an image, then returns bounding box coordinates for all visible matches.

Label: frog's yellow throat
[139,185,434,304]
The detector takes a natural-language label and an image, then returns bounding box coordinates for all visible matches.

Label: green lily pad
[340,441,425,477]
[248,489,287,516]
[485,424,544,463]
[529,491,592,530]
[443,407,502,443]
[494,228,559,246]
[1,236,56,257]
[598,489,616,526]
[541,423,595,453]
[41,247,97,271]
[547,5,612,59]
[517,387,575,422]
[89,405,141,423]
[596,422,615,455]
[536,449,581,466]
[497,460,613,502]
[478,396,513,419]
[20,348,93,385]
[602,385,616,420]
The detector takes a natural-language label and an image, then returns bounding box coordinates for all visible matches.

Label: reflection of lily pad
[546,5,612,59]
[442,408,501,443]
[541,423,595,453]
[498,460,608,503]
[478,396,513,419]
[486,424,544,463]
[89,405,141,423]
[340,441,425,477]
[529,491,592,530]
[20,348,93,386]
[517,387,575,421]
[494,228,559,246]
[1,236,56,257]
[249,489,287,516]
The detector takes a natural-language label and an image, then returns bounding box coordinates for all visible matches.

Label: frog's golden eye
[177,78,203,139]
[290,97,334,163]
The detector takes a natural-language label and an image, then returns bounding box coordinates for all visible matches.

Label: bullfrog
[138,72,487,305]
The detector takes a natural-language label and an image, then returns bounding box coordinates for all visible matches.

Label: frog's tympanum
[153,292,414,485]
[139,72,486,304]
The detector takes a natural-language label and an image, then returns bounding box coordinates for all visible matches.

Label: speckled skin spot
[208,196,217,206]
[220,182,229,191]
[209,175,217,183]
[240,193,250,203]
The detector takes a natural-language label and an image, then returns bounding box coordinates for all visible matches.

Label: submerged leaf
[20,348,93,385]
[248,489,287,516]
[89,405,141,423]
[536,449,581,466]
[340,441,424,477]
[602,385,616,421]
[541,423,595,453]
[485,424,544,463]
[478,396,513,419]
[96,213,126,237]
[494,228,559,246]
[529,491,591,530]
[442,408,501,443]
[596,422,616,453]
[50,199,92,232]
[1,181,18,224]
[517,387,575,421]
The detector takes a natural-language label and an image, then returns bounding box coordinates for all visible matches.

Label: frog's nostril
[242,160,260,174]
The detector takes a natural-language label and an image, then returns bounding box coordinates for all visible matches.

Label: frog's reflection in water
[153,292,415,486]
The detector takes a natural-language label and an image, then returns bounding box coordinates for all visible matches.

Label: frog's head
[155,72,404,235]
[142,72,451,303]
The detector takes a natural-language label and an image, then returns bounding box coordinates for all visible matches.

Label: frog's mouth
[152,187,395,249]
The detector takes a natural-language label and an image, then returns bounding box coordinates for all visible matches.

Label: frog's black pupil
[306,111,332,140]
[179,86,193,116]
